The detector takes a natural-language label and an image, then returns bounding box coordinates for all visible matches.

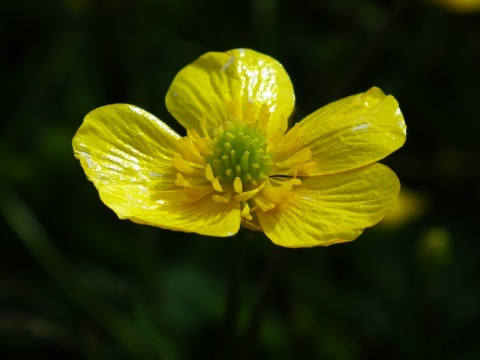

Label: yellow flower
[72,49,406,248]
[428,0,480,12]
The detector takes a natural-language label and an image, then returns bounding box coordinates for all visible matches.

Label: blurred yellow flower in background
[428,0,480,12]
[72,49,406,247]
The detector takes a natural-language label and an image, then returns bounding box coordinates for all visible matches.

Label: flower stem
[216,233,247,359]
[240,245,282,359]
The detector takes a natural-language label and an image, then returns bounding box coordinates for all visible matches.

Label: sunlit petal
[257,163,400,247]
[298,87,406,174]
[73,104,180,190]
[166,49,294,138]
[99,186,241,237]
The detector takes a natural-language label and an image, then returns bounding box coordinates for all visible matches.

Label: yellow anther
[234,182,265,201]
[241,202,252,220]
[205,163,215,182]
[212,192,231,203]
[291,178,302,186]
[253,196,275,212]
[188,129,213,155]
[276,147,312,169]
[175,173,191,187]
[212,178,224,192]
[181,186,213,202]
[233,177,243,194]
[172,154,194,174]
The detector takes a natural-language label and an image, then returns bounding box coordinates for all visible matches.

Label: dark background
[2,0,480,359]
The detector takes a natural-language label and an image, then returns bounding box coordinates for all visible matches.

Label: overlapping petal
[297,87,406,175]
[257,163,400,247]
[72,104,241,236]
[165,49,294,139]
[99,186,241,237]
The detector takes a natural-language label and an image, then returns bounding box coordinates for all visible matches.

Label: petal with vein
[73,104,180,189]
[166,49,294,138]
[99,186,241,237]
[257,163,400,247]
[298,87,406,174]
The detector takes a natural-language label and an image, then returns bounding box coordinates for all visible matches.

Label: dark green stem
[216,233,247,359]
[240,245,282,360]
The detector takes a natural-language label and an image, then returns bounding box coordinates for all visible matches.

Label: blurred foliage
[2,0,480,359]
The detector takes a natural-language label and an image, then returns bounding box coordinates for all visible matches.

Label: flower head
[73,49,406,247]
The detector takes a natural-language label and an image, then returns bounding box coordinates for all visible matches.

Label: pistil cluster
[208,121,271,187]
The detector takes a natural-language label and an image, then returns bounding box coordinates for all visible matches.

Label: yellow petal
[165,49,294,138]
[297,87,406,174]
[73,104,241,236]
[257,163,400,247]
[99,186,241,237]
[73,104,181,190]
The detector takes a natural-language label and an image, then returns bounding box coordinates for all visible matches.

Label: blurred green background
[2,0,480,359]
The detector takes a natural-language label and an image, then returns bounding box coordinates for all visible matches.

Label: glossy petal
[99,186,241,237]
[166,49,294,138]
[257,163,400,247]
[297,87,406,175]
[73,104,241,236]
[73,104,180,189]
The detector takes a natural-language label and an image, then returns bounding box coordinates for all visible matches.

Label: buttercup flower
[73,49,406,247]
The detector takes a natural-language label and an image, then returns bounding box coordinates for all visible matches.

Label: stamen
[241,202,252,220]
[212,191,231,203]
[205,163,215,182]
[175,173,191,187]
[180,186,213,202]
[253,196,275,211]
[276,147,312,169]
[233,177,243,194]
[234,182,265,201]
[172,154,201,174]
[188,129,212,155]
[212,178,224,192]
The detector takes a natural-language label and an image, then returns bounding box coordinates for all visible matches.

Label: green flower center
[208,122,271,187]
